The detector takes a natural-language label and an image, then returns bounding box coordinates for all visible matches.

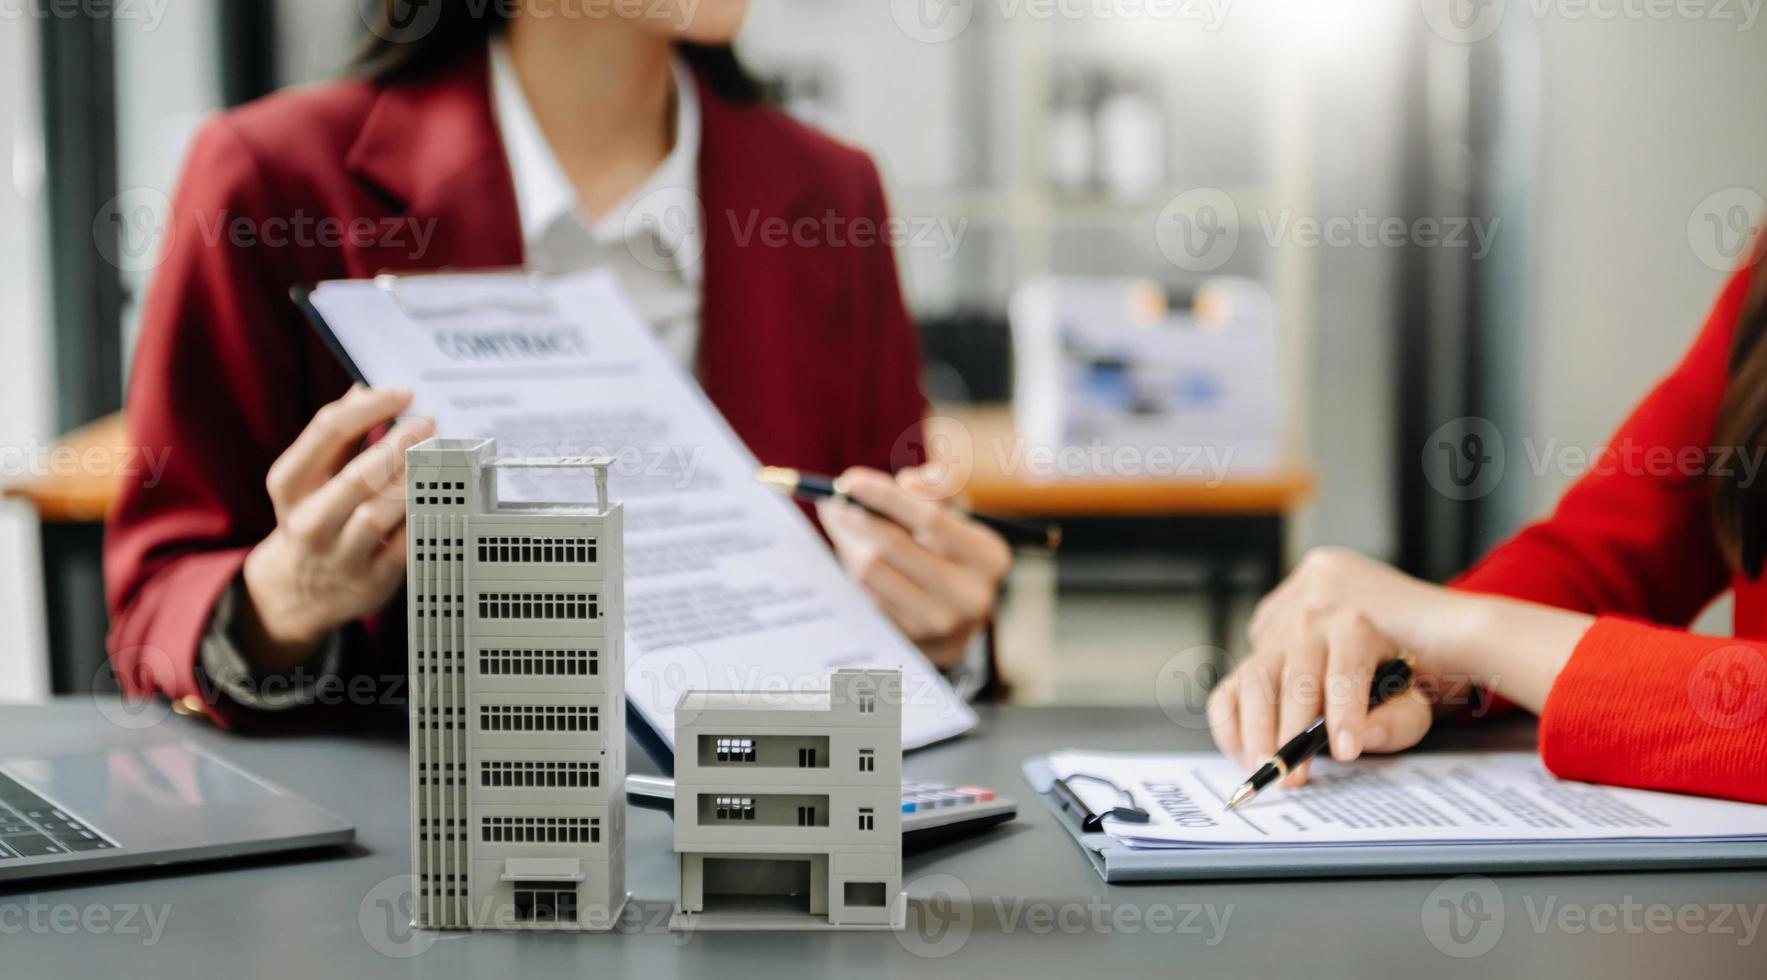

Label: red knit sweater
[1454,265,1767,805]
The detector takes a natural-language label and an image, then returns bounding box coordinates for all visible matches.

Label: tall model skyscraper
[405,437,627,931]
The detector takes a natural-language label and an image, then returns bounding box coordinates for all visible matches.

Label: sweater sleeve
[1451,265,1750,622]
[1448,265,1767,801]
[103,116,330,729]
[1541,618,1767,804]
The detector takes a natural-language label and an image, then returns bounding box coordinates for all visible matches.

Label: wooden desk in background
[3,413,129,693]
[928,408,1313,677]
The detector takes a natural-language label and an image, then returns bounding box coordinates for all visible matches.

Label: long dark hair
[352,0,761,102]
[1711,241,1767,576]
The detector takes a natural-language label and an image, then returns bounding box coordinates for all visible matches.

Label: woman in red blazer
[104,0,1010,727]
[1210,251,1767,804]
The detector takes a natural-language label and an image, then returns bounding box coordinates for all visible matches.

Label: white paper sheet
[1044,751,1767,848]
[306,270,976,750]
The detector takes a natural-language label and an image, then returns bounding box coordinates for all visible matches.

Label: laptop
[0,738,354,884]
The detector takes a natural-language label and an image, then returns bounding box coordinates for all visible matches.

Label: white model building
[405,437,627,932]
[670,668,906,931]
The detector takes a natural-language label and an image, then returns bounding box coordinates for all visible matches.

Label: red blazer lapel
[344,46,525,274]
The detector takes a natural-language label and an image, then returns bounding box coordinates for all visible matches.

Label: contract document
[1043,750,1767,848]
[302,270,976,750]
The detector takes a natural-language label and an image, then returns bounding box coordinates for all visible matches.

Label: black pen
[1224,654,1417,811]
[757,466,1063,552]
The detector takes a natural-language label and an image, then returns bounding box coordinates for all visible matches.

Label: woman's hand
[1207,547,1597,784]
[239,386,434,673]
[818,466,1013,669]
[1207,548,1481,783]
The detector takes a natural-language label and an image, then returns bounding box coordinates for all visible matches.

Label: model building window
[797,805,817,827]
[477,592,597,621]
[476,536,599,565]
[479,649,595,677]
[858,693,876,714]
[512,883,578,924]
[858,808,876,832]
[481,760,598,788]
[481,816,600,843]
[714,737,756,763]
[797,747,817,768]
[858,749,876,773]
[713,796,756,821]
[478,705,595,733]
[844,882,888,908]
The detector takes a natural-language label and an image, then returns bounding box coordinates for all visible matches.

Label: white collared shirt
[488,38,704,368]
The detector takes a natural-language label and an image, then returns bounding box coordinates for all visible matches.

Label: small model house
[671,668,906,931]
[405,438,628,931]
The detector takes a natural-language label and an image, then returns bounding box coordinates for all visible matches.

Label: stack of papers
[1040,751,1767,850]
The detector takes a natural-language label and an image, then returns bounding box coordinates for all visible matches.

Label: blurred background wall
[1,0,1762,701]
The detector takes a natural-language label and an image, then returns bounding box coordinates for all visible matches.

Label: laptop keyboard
[0,772,118,859]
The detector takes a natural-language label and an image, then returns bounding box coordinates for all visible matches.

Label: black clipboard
[291,285,371,386]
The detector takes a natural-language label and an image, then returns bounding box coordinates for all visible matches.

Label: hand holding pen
[759,466,1062,552]
[760,465,1031,671]
[1225,655,1417,810]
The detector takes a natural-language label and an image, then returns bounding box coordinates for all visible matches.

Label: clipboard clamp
[1052,773,1152,834]
[374,269,554,318]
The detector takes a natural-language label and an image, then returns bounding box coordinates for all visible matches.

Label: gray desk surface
[2,698,1763,979]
